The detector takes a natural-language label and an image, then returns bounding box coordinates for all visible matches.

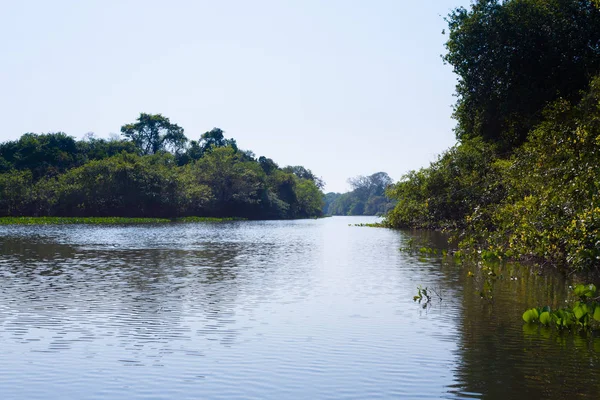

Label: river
[0,216,599,399]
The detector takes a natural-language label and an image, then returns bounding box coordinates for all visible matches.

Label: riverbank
[0,216,244,225]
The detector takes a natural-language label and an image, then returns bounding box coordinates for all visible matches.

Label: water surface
[0,217,599,399]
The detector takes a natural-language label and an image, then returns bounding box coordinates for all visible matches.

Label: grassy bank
[0,216,244,225]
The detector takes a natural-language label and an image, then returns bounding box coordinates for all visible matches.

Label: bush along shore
[384,0,600,273]
[0,116,325,221]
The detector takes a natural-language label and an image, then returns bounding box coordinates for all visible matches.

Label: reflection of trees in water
[394,229,462,296]
[0,237,78,277]
[394,230,600,399]
[398,229,453,251]
[0,235,248,356]
[452,265,600,399]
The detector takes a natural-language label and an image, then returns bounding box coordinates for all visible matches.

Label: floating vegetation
[0,216,244,225]
[352,222,387,228]
[176,216,244,223]
[523,284,600,331]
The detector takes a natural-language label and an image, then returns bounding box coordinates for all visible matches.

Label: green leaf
[574,304,589,320]
[523,308,539,323]
[588,284,597,297]
[593,306,600,322]
[539,311,552,325]
[574,284,587,297]
[574,284,597,299]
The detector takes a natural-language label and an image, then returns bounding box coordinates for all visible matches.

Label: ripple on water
[1,217,599,399]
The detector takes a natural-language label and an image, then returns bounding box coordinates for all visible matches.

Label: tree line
[385,0,600,271]
[0,114,324,219]
[324,172,395,216]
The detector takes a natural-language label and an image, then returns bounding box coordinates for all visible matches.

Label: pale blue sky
[1,0,471,193]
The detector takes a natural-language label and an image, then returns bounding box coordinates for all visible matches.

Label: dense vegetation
[0,114,324,219]
[386,0,600,271]
[324,172,395,216]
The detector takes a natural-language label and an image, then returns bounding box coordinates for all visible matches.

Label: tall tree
[191,146,264,216]
[348,172,393,201]
[0,132,80,179]
[121,113,187,155]
[283,165,325,189]
[445,0,600,149]
[199,128,237,154]
[326,172,394,216]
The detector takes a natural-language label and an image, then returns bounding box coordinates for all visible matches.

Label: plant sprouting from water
[413,285,442,308]
[523,284,600,330]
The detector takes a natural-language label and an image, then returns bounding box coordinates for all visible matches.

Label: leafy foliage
[385,0,600,272]
[464,78,600,270]
[325,172,395,216]
[0,115,324,220]
[120,113,187,155]
[0,132,82,179]
[523,284,600,330]
[387,78,600,270]
[445,0,600,150]
[386,139,503,229]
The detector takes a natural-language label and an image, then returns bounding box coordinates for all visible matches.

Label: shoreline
[0,216,244,225]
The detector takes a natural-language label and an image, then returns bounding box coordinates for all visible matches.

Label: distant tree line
[0,113,324,219]
[324,172,395,216]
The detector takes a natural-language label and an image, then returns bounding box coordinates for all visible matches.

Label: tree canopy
[445,0,600,150]
[0,114,324,220]
[385,0,600,271]
[325,172,395,216]
[120,113,187,155]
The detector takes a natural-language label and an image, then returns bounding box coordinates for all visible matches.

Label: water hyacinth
[523,284,600,330]
[0,216,243,225]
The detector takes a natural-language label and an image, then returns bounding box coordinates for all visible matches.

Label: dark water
[0,216,599,399]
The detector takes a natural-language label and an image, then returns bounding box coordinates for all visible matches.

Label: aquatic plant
[0,217,171,225]
[523,284,600,330]
[413,285,442,308]
[176,216,243,223]
[0,216,245,225]
[352,222,386,228]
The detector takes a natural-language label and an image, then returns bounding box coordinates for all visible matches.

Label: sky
[0,0,472,193]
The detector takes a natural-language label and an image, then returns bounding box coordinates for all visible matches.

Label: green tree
[385,139,502,229]
[0,170,33,216]
[0,122,326,220]
[190,146,265,216]
[468,77,600,269]
[323,192,341,214]
[348,172,393,202]
[258,156,279,175]
[76,136,137,161]
[268,169,297,209]
[0,132,80,179]
[327,172,394,216]
[283,165,325,189]
[121,113,187,155]
[199,128,237,154]
[445,0,600,149]
[35,153,187,217]
[294,179,325,218]
[0,156,12,173]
